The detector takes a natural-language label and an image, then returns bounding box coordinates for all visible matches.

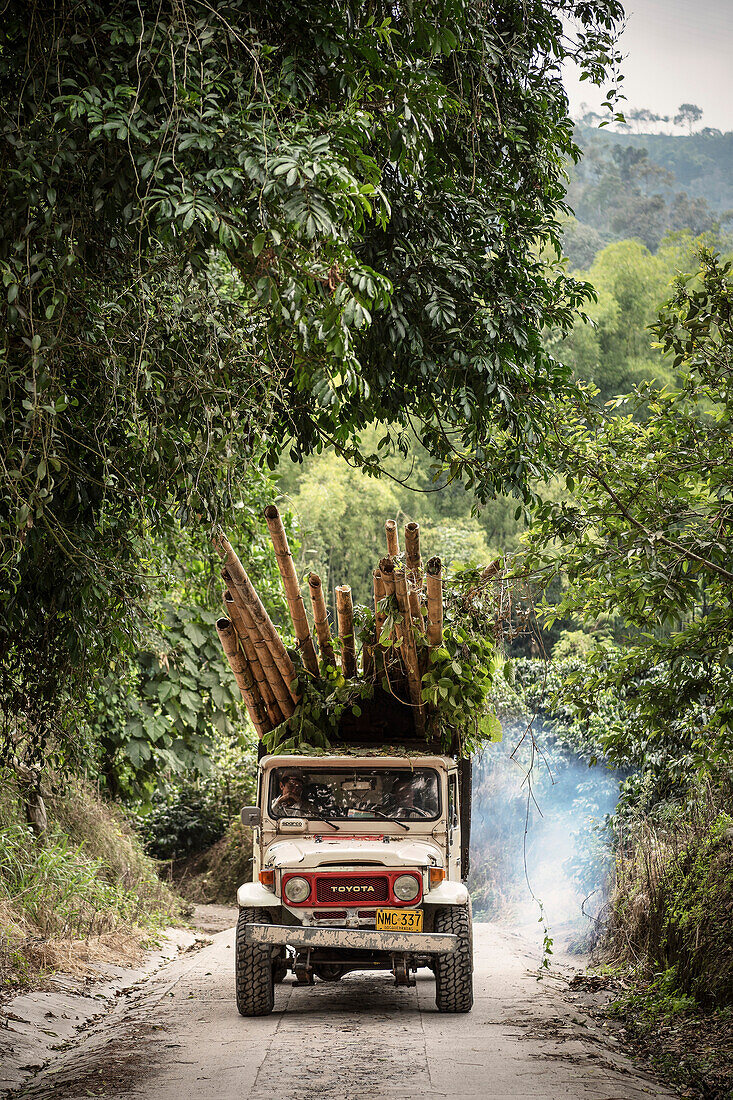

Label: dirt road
[15,919,673,1100]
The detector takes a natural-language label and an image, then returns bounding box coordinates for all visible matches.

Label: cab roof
[259,751,455,771]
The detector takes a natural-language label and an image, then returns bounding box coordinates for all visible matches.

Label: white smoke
[469,718,619,952]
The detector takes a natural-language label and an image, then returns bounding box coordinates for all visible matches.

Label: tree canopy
[525,249,733,786]
[0,0,624,761]
[553,233,724,400]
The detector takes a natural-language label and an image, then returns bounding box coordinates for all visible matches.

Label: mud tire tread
[235,907,275,1017]
[433,904,474,1013]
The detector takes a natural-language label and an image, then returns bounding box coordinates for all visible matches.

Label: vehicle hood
[262,836,443,870]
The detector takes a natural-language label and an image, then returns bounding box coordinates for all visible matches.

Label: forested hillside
[574,124,733,211]
[563,123,733,267]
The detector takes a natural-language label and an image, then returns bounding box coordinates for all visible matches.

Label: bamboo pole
[404,522,422,584]
[404,521,425,629]
[378,556,408,698]
[213,532,298,705]
[409,585,425,631]
[378,558,396,594]
[336,585,357,678]
[264,504,319,677]
[426,556,443,647]
[222,565,296,718]
[379,556,397,602]
[394,570,426,734]
[379,557,402,649]
[371,568,387,681]
[373,568,387,643]
[362,586,375,678]
[216,618,269,738]
[385,519,400,557]
[307,572,337,673]
[224,589,283,728]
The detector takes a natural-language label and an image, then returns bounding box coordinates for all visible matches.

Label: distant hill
[563,125,733,268]
[574,124,733,211]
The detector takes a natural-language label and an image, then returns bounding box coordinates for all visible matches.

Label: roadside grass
[592,782,733,1100]
[169,819,253,905]
[608,790,732,1007]
[0,770,186,992]
[605,971,733,1100]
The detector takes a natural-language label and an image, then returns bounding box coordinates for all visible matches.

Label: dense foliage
[89,599,249,798]
[1,0,625,763]
[86,512,287,795]
[526,249,733,787]
[552,234,705,401]
[420,564,505,754]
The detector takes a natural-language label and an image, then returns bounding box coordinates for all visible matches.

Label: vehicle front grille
[315,874,390,904]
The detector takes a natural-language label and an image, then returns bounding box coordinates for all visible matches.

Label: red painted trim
[314,834,385,841]
[282,869,422,908]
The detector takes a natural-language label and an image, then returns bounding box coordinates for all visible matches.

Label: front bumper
[244,923,458,955]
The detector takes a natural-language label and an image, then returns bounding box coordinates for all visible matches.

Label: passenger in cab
[385,775,432,819]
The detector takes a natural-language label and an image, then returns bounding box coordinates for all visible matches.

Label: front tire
[235,907,275,1017]
[433,903,473,1013]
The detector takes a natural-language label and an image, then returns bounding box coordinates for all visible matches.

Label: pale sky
[563,0,733,132]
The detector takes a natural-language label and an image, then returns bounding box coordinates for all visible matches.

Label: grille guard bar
[243,922,458,955]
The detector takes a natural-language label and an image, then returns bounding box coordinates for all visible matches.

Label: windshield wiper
[313,817,340,831]
[370,809,409,832]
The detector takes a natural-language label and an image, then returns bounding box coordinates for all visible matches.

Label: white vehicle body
[235,753,474,1016]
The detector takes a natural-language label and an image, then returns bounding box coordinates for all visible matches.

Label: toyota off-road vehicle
[236,751,473,1015]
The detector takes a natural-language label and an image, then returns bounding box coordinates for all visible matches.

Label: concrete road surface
[17,922,674,1100]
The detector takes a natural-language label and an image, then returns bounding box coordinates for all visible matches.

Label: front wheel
[235,908,274,1017]
[433,903,473,1013]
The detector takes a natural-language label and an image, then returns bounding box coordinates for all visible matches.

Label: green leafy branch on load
[262,650,375,756]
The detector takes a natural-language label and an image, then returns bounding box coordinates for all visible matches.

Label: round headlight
[393,874,420,902]
[284,876,311,903]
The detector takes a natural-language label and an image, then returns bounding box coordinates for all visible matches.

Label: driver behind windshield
[271,771,314,818]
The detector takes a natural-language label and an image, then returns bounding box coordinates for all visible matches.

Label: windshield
[267,767,441,822]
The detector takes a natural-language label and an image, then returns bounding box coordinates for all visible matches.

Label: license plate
[375,908,423,932]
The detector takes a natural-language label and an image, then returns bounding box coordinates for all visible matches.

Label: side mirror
[241,805,261,827]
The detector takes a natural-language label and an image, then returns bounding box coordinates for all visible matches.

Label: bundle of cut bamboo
[213,510,444,740]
